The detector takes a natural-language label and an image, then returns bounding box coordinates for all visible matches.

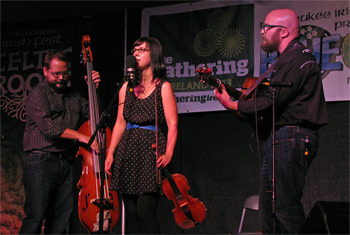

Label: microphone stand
[271,86,277,235]
[86,110,108,234]
[262,82,293,235]
[87,82,123,234]
[87,81,124,147]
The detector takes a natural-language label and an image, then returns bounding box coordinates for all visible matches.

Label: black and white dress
[110,80,167,195]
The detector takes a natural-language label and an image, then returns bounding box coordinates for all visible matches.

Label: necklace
[134,80,155,98]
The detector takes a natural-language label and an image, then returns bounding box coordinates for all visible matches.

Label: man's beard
[261,39,279,53]
[261,33,279,53]
[49,80,68,93]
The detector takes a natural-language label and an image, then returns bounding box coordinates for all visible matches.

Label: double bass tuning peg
[79,54,84,64]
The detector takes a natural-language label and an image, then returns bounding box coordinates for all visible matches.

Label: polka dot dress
[110,80,167,195]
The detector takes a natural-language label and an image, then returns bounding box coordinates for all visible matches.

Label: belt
[28,150,71,159]
[276,125,317,133]
[126,122,158,131]
[276,125,297,129]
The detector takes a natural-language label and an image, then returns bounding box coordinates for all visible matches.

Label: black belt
[276,125,297,129]
[28,150,72,159]
[276,125,318,132]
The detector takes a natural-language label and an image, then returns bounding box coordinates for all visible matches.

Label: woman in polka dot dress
[105,37,178,234]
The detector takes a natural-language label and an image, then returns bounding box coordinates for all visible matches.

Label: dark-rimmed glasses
[50,71,71,78]
[261,24,287,33]
[131,48,150,54]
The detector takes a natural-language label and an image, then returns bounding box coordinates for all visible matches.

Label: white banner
[142,0,349,113]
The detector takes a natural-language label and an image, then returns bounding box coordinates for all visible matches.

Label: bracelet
[106,148,115,152]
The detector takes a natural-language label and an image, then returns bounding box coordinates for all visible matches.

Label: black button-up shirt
[239,39,328,130]
[23,79,90,153]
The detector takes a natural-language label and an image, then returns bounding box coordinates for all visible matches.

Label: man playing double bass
[215,9,328,234]
[20,50,100,234]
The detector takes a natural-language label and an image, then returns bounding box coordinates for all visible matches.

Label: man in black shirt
[215,9,328,234]
[20,50,100,234]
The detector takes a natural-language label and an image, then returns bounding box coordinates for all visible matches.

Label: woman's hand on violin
[105,152,114,175]
[157,152,172,168]
[214,84,238,110]
[84,70,101,88]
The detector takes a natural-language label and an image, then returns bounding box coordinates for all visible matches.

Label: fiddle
[152,83,206,229]
[161,166,207,229]
[196,65,271,140]
[77,35,119,233]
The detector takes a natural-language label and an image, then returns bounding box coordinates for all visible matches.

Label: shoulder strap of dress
[156,79,165,95]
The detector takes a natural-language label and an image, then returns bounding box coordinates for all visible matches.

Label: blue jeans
[20,152,74,234]
[259,126,319,234]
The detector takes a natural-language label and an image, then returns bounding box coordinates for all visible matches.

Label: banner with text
[1,21,74,123]
[141,0,350,113]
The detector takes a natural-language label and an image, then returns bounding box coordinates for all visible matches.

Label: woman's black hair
[133,37,167,81]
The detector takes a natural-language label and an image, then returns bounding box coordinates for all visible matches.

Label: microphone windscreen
[126,55,137,69]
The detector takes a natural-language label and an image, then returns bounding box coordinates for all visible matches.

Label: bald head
[261,9,300,53]
[265,9,300,38]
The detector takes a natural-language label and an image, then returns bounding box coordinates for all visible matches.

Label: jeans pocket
[25,153,48,165]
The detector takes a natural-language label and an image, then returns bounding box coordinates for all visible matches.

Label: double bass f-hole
[77,35,119,233]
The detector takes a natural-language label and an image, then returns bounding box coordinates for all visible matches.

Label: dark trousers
[20,151,74,234]
[259,126,319,234]
[122,193,161,234]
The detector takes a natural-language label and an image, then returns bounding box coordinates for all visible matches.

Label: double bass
[77,35,119,233]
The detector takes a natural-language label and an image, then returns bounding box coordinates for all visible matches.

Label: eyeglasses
[49,71,71,78]
[261,24,287,33]
[131,48,150,54]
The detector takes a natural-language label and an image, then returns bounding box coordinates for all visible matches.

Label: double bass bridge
[91,198,115,210]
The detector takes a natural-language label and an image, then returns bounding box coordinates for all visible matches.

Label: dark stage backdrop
[1,3,349,235]
[1,7,140,234]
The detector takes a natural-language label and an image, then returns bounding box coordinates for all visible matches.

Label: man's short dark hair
[44,50,70,69]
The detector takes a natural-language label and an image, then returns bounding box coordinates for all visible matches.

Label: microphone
[126,55,137,92]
